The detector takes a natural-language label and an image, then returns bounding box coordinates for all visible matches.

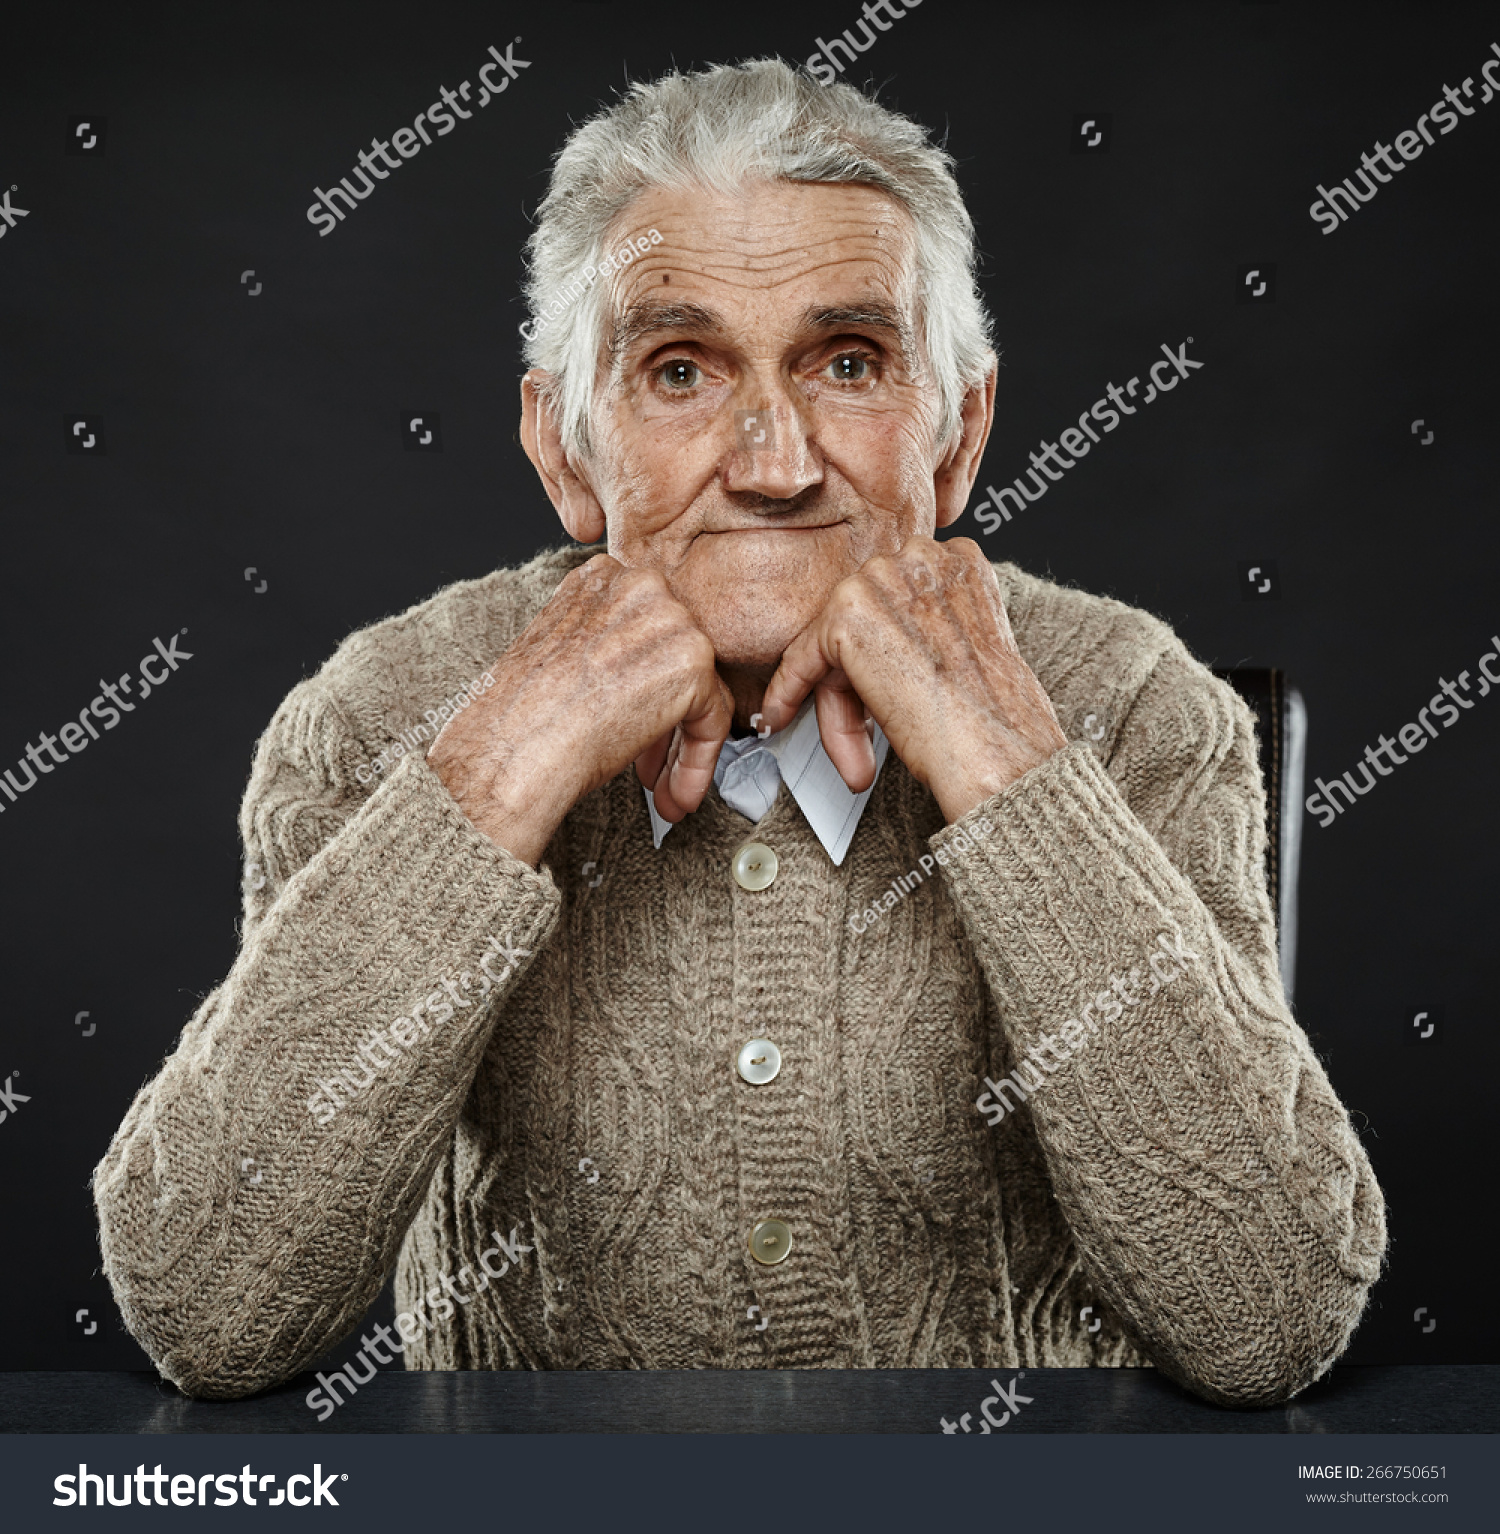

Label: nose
[722,397,823,503]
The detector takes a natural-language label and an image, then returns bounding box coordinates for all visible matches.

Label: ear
[933,362,997,530]
[520,370,606,545]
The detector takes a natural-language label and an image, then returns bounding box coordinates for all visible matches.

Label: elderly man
[95,58,1385,1408]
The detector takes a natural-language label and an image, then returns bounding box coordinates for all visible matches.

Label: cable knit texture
[93,544,1386,1406]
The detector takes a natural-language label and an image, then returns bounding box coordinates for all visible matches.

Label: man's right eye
[656,360,701,389]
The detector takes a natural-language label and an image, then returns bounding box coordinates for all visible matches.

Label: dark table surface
[2,1365,1494,1434]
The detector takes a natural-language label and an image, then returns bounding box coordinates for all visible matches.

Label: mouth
[701,520,848,535]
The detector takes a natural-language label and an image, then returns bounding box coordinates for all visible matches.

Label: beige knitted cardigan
[94,544,1386,1406]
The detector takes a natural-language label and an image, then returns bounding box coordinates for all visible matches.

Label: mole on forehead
[621,253,905,307]
[613,227,912,305]
[600,222,910,333]
[607,232,906,289]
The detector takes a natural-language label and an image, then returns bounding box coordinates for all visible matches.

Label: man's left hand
[757,538,1068,823]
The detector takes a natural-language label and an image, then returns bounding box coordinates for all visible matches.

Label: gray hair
[521,56,994,459]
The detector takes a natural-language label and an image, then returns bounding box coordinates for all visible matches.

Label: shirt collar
[643,698,890,866]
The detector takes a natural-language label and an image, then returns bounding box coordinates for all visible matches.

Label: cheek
[825,413,938,529]
[634,387,721,440]
[598,446,698,548]
[597,385,718,491]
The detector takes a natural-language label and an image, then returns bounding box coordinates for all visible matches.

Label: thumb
[812,674,877,794]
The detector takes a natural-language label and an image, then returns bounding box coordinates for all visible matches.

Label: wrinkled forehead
[597,179,923,361]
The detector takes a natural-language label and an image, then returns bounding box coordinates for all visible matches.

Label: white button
[749,1219,792,1265]
[731,842,778,891]
[736,1038,782,1085]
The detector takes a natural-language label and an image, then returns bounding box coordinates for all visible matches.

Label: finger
[641,670,732,824]
[812,673,878,794]
[650,728,691,823]
[633,730,673,796]
[636,728,706,824]
[758,622,836,733]
[663,671,733,815]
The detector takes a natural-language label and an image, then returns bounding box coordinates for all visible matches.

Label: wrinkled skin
[429,180,1065,864]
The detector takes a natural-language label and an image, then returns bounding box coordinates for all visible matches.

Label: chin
[701,632,796,672]
[672,574,827,671]
[694,609,809,671]
[670,529,857,667]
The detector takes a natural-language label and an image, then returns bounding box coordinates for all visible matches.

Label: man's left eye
[825,352,875,382]
[657,360,702,389]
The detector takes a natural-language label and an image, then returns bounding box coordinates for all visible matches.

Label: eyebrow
[607,297,916,368]
[609,300,723,362]
[801,302,916,363]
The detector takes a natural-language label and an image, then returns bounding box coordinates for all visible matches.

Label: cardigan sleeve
[932,643,1387,1407]
[92,673,562,1400]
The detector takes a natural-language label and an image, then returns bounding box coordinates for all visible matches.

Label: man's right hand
[426,555,733,867]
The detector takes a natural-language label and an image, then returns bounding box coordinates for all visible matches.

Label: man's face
[577,180,954,671]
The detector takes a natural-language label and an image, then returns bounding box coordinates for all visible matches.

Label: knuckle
[574,553,620,592]
[957,540,996,583]
[677,627,716,673]
[823,602,860,653]
[829,568,871,610]
[616,565,673,613]
[621,565,669,594]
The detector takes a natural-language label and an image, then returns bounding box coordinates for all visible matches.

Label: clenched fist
[756,537,1068,822]
[427,555,734,866]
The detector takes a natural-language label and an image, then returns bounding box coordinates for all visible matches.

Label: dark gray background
[1,0,1494,1374]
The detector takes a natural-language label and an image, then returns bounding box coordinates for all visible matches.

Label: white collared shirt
[643,699,890,866]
